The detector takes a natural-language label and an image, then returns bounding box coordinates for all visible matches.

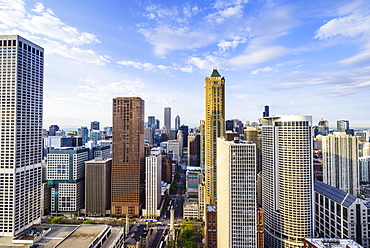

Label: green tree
[82,220,94,224]
[50,216,65,224]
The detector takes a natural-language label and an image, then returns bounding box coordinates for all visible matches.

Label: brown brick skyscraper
[111,97,144,216]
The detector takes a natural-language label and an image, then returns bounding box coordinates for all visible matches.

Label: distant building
[164,107,171,130]
[179,125,189,147]
[90,130,102,143]
[225,120,234,131]
[161,156,172,184]
[175,115,180,130]
[47,147,89,214]
[188,134,201,167]
[360,157,370,183]
[49,124,60,136]
[322,132,359,196]
[148,116,156,129]
[206,205,217,248]
[318,119,329,136]
[263,105,269,117]
[78,126,89,144]
[314,180,369,247]
[91,121,100,131]
[85,158,112,216]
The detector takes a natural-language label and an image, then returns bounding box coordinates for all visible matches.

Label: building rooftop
[314,180,357,207]
[304,238,363,247]
[210,69,221,77]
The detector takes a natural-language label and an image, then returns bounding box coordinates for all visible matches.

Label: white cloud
[233,93,252,100]
[217,36,247,52]
[77,78,174,106]
[251,66,277,75]
[186,55,220,70]
[315,12,370,39]
[229,46,287,67]
[206,5,245,24]
[339,49,370,66]
[138,26,217,56]
[0,0,108,65]
[117,60,194,73]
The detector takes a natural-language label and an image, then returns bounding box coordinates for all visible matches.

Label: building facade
[314,180,370,247]
[85,158,112,216]
[164,107,171,130]
[204,69,225,205]
[143,148,162,218]
[111,97,144,216]
[47,147,89,213]
[322,132,359,196]
[0,35,44,236]
[217,137,257,247]
[262,115,314,247]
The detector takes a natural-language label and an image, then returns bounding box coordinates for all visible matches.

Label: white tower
[143,148,162,218]
[217,137,257,247]
[0,35,44,236]
[262,116,313,247]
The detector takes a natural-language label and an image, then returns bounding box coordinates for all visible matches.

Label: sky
[1,0,370,129]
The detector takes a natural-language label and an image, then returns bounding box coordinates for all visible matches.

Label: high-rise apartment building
[164,107,171,130]
[204,69,225,205]
[175,115,180,130]
[317,119,329,136]
[91,121,100,131]
[217,137,257,247]
[322,132,359,196]
[111,97,144,216]
[0,35,43,236]
[262,115,313,247]
[143,148,162,218]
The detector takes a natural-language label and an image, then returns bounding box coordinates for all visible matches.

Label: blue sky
[1,0,370,129]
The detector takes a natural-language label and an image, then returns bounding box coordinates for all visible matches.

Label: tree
[50,216,65,224]
[82,220,94,224]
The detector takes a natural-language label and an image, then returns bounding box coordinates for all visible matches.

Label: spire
[211,69,221,77]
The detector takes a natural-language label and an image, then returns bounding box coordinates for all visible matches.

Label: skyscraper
[91,121,100,131]
[143,148,162,218]
[148,116,156,129]
[322,132,359,196]
[164,107,171,130]
[217,137,257,247]
[262,115,313,247]
[204,69,225,205]
[77,126,89,144]
[0,35,44,236]
[337,120,349,132]
[111,97,144,216]
[263,105,269,117]
[175,115,180,130]
[49,124,60,136]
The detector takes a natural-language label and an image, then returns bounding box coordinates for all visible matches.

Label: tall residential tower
[217,137,257,247]
[262,115,314,247]
[0,35,44,236]
[111,97,144,216]
[204,69,225,205]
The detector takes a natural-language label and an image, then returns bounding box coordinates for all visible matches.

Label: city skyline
[1,0,370,128]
